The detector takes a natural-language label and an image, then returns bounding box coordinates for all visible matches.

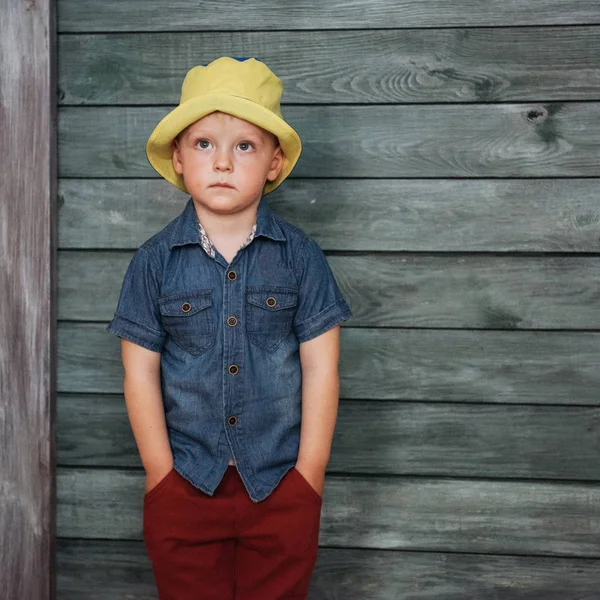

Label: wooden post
[0,0,57,598]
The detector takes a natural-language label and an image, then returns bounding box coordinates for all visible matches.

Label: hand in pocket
[145,465,174,495]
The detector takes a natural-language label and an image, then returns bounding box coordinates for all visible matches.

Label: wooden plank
[0,0,56,599]
[57,323,600,404]
[58,28,600,105]
[57,394,600,481]
[331,401,600,480]
[56,394,138,467]
[58,250,600,329]
[310,549,600,600]
[56,540,156,599]
[58,178,600,252]
[57,0,600,31]
[58,104,600,178]
[56,467,600,557]
[56,539,600,600]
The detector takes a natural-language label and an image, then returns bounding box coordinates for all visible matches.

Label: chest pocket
[245,286,298,352]
[158,289,215,356]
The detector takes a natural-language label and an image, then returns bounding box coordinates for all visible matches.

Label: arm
[295,325,341,497]
[121,338,173,493]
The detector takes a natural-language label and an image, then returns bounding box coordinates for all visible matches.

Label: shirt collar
[169,196,286,249]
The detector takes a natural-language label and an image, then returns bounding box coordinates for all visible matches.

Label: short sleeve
[106,246,166,353]
[292,237,353,343]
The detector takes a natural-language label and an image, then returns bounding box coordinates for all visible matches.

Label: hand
[294,461,326,497]
[145,463,173,495]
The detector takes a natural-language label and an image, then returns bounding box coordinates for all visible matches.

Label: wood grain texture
[57,323,600,404]
[56,539,600,600]
[0,1,56,599]
[56,0,600,31]
[57,394,600,481]
[54,0,600,595]
[56,467,600,557]
[58,104,600,178]
[58,178,600,252]
[58,28,600,105]
[58,250,600,329]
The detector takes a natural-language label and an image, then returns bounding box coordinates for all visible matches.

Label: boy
[107,57,352,600]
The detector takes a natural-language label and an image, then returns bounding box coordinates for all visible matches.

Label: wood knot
[526,107,548,123]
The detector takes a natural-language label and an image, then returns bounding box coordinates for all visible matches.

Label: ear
[266,145,284,182]
[172,139,184,175]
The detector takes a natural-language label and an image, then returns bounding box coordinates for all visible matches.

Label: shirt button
[181,302,192,312]
[227,416,238,427]
[227,270,237,281]
[265,296,277,308]
[227,316,238,327]
[228,364,239,375]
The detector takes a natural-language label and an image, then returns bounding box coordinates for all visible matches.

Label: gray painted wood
[57,323,600,404]
[56,540,600,600]
[54,0,600,596]
[58,250,600,329]
[58,104,600,178]
[58,179,600,252]
[57,0,600,31]
[58,28,600,105]
[0,0,56,598]
[56,467,600,556]
[57,394,600,481]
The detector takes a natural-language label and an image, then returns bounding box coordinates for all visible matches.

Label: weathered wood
[57,540,156,599]
[332,402,600,480]
[58,104,600,178]
[0,1,56,599]
[58,250,600,329]
[58,178,600,252]
[57,394,600,481]
[57,323,600,404]
[56,539,600,600]
[57,0,600,31]
[56,467,600,557]
[58,28,600,105]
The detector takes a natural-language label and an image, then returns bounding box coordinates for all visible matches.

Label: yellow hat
[146,57,302,195]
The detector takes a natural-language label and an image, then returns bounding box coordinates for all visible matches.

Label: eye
[237,141,255,152]
[195,139,212,150]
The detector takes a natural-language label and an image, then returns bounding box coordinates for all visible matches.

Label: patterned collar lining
[197,220,257,259]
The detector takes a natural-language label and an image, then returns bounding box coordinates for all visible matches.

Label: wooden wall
[56,1,600,598]
[1,1,56,599]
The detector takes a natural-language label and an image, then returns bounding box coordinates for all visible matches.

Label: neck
[193,199,261,239]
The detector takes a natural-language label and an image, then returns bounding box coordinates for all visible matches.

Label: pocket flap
[246,287,298,311]
[159,290,212,317]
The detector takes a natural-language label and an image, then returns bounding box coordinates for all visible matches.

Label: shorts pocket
[144,468,177,506]
[246,286,298,352]
[159,289,215,356]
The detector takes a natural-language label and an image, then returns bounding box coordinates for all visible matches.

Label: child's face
[172,111,283,215]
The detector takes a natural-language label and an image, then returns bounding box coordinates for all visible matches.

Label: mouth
[210,183,235,189]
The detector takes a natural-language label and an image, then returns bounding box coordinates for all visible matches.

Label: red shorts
[143,465,322,600]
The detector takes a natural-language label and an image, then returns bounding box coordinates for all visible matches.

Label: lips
[211,183,234,189]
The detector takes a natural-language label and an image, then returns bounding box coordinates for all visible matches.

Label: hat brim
[146,94,302,195]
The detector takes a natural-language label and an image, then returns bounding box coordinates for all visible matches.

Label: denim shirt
[106,196,352,501]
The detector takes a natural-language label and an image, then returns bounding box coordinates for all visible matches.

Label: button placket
[223,263,244,445]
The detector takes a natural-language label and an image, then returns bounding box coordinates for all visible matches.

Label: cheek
[182,153,211,173]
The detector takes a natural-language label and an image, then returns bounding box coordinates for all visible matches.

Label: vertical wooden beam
[0,0,57,598]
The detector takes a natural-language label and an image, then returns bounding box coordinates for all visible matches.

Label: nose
[213,148,233,172]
